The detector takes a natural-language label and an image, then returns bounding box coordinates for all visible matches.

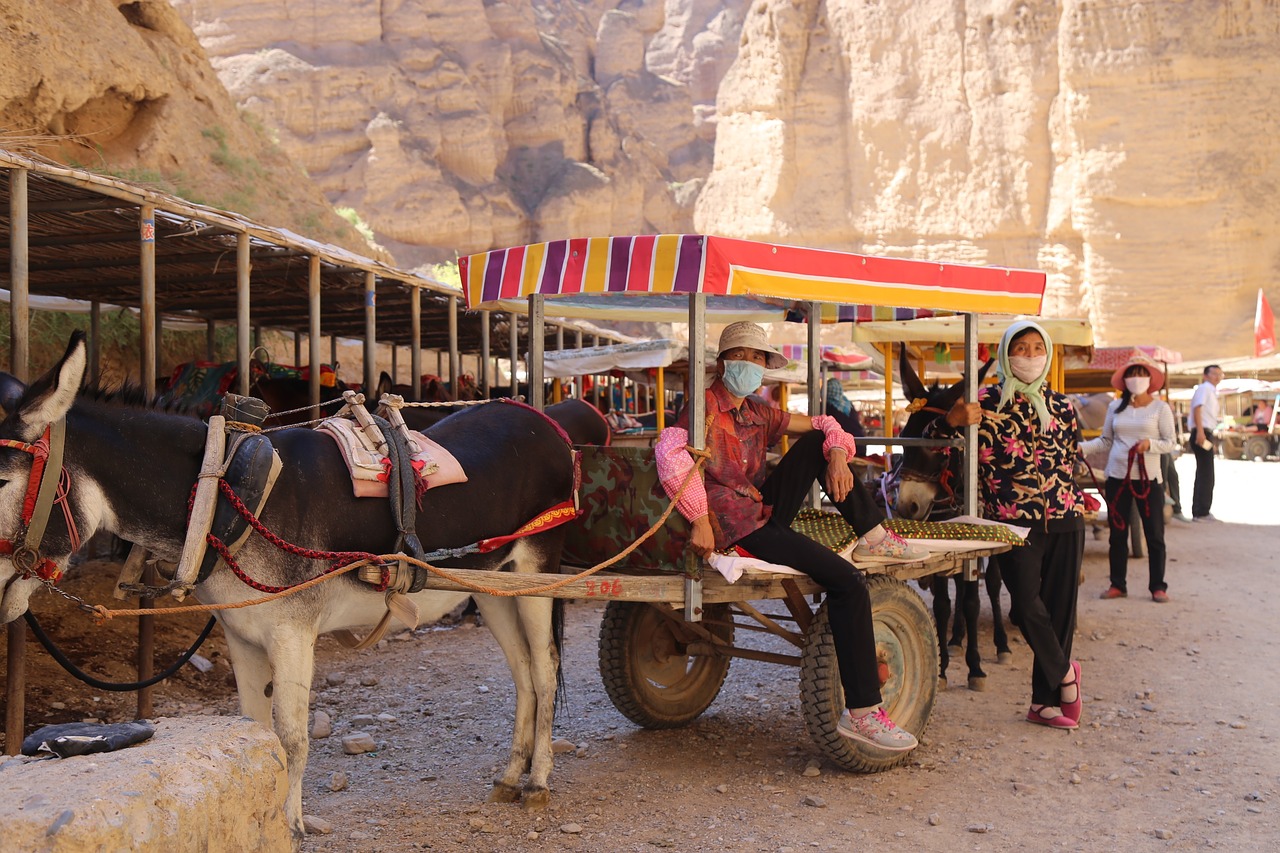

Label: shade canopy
[461,235,1047,317]
[851,314,1093,346]
[540,339,714,379]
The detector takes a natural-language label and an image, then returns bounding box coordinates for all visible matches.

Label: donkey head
[893,345,991,520]
[0,333,87,621]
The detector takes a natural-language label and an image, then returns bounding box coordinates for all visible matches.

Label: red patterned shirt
[673,380,791,549]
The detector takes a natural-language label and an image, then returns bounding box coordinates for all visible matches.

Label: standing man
[1187,364,1224,521]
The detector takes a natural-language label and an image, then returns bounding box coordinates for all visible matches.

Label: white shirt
[1083,398,1177,482]
[1187,380,1220,430]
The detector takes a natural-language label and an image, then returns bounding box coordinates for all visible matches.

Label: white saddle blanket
[316,416,468,498]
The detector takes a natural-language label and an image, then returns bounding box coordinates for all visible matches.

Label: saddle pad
[317,417,467,498]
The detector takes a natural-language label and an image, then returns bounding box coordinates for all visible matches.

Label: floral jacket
[926,383,1087,531]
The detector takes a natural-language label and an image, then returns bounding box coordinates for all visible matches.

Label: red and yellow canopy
[460,234,1046,318]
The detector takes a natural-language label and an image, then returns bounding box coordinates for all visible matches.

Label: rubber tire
[800,575,938,773]
[598,601,733,728]
[1242,434,1271,462]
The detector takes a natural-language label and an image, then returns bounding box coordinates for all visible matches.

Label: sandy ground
[3,456,1277,852]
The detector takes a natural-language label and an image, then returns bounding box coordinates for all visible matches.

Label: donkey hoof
[521,785,550,811]
[937,675,949,691]
[488,782,522,804]
[996,651,1014,665]
[947,644,963,656]
[967,676,987,692]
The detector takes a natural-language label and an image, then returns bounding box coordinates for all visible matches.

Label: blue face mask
[722,360,766,397]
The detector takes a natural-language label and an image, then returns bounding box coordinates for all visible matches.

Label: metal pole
[963,313,980,581]
[5,168,29,754]
[447,295,459,396]
[411,287,422,401]
[308,255,321,408]
[236,233,251,395]
[480,310,491,395]
[391,346,399,383]
[528,295,545,410]
[807,303,822,509]
[363,272,376,395]
[590,335,600,408]
[574,328,584,399]
[206,318,217,362]
[509,314,519,397]
[138,203,157,718]
[552,324,565,402]
[882,343,894,439]
[685,294,707,622]
[330,336,337,373]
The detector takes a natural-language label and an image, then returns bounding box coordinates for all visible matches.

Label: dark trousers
[1191,442,1215,518]
[1105,478,1167,593]
[736,430,886,709]
[994,526,1084,706]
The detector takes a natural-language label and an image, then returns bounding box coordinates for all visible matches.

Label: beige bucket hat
[716,322,788,370]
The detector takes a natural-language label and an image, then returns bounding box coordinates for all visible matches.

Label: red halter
[0,420,78,583]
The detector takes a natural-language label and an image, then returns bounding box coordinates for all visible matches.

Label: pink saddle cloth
[316,417,468,498]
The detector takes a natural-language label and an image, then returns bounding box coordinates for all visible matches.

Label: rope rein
[85,450,709,623]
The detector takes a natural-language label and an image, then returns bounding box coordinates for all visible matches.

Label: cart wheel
[598,601,733,728]
[800,576,938,773]
[1242,435,1271,461]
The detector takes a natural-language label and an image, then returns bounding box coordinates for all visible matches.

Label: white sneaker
[1192,514,1221,523]
[851,529,929,564]
[837,708,918,752]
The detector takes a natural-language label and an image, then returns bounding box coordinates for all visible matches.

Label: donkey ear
[15,332,86,439]
[897,345,929,401]
[0,373,25,417]
[376,371,394,398]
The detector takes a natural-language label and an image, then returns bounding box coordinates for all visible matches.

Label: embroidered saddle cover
[316,416,468,498]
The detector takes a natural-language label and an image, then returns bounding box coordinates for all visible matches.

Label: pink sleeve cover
[654,427,709,521]
[811,415,857,460]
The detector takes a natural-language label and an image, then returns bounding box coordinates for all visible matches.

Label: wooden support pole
[138,202,157,719]
[363,272,376,396]
[479,310,491,395]
[509,314,519,398]
[528,295,545,410]
[5,168,30,755]
[447,294,459,394]
[308,255,321,408]
[236,232,251,394]
[410,286,422,401]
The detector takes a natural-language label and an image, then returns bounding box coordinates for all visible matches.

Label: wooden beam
[308,255,321,407]
[5,167,30,757]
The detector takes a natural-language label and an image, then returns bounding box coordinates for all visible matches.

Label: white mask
[1124,376,1150,394]
[1008,355,1047,384]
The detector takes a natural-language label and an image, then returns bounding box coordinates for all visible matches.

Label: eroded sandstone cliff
[0,0,371,253]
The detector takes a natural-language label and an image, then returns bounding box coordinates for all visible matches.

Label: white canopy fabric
[850,315,1094,346]
[539,339,714,378]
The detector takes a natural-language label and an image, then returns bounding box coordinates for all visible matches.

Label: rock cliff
[0,0,371,254]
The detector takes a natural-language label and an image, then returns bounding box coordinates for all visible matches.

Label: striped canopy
[460,235,1046,317]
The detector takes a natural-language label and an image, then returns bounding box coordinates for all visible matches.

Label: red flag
[1257,288,1276,357]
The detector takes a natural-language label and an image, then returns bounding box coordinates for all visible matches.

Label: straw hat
[1110,355,1165,393]
[716,322,788,369]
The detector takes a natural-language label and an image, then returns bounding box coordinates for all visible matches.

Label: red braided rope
[1109,445,1152,532]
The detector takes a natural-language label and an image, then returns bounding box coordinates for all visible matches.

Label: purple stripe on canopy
[608,236,632,292]
[672,234,705,292]
[481,249,506,304]
[539,240,568,294]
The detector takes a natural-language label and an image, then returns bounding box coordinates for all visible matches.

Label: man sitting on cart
[655,321,926,753]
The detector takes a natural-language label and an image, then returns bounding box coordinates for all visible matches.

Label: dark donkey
[0,333,577,843]
[889,347,1010,691]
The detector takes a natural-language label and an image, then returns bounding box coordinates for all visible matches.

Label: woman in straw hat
[1082,355,1178,603]
[655,321,926,754]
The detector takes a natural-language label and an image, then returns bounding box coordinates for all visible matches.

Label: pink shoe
[1060,661,1082,723]
[1026,704,1078,729]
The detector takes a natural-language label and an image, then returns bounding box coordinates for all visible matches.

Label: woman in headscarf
[824,377,866,437]
[929,320,1088,729]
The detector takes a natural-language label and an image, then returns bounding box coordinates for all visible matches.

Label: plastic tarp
[461,235,1047,317]
[540,339,713,379]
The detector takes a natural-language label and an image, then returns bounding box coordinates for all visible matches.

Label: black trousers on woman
[994,525,1084,707]
[736,430,886,709]
[1104,477,1167,593]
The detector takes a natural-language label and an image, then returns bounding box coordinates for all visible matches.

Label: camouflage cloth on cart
[562,449,1023,577]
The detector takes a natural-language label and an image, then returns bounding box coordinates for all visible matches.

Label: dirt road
[4,458,1277,851]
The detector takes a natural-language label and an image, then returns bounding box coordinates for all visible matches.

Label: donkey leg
[473,595,540,806]
[947,575,966,653]
[514,593,559,810]
[960,579,987,690]
[985,559,1013,663]
[268,627,318,841]
[931,576,952,689]
[222,629,274,726]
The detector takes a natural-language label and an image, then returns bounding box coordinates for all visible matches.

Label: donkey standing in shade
[886,348,1011,691]
[0,333,576,845]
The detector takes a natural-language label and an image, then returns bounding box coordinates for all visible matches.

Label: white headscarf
[997,319,1053,428]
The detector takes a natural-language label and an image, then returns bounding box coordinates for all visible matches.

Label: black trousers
[1105,478,1167,593]
[736,430,886,709]
[994,525,1084,706]
[1191,442,1215,518]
